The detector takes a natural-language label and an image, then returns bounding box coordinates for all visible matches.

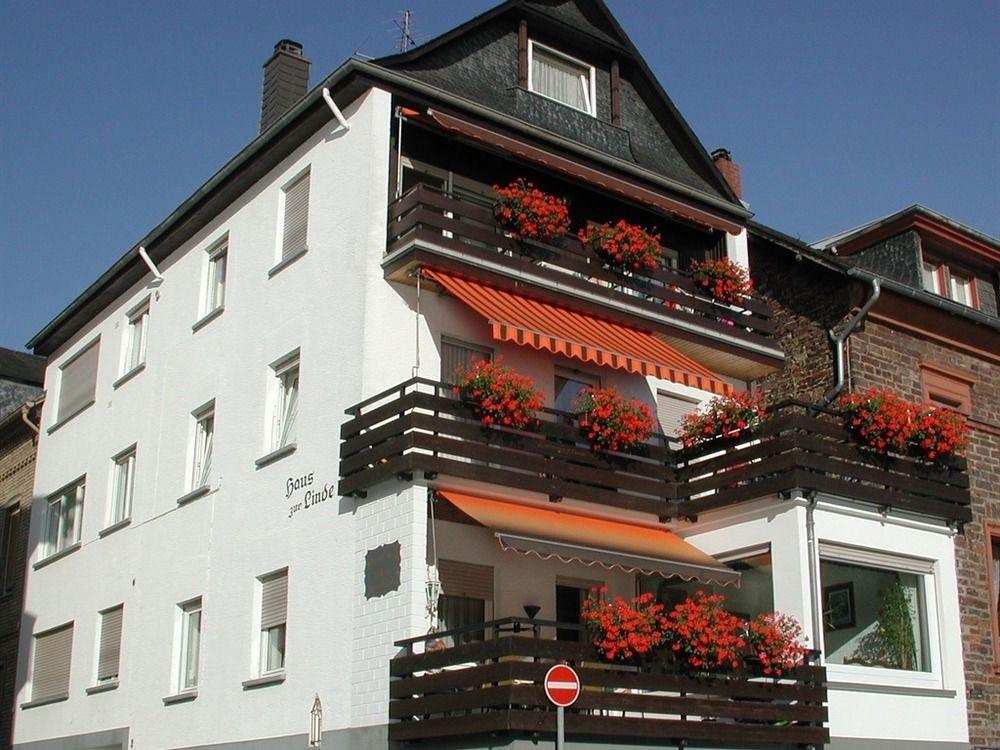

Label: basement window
[528,41,596,116]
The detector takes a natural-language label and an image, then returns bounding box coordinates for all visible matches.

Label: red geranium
[837,388,914,455]
[689,258,753,305]
[581,587,668,662]
[680,390,767,446]
[909,406,968,464]
[572,387,655,453]
[663,592,746,672]
[747,612,809,677]
[492,179,571,242]
[578,220,662,272]
[454,357,544,430]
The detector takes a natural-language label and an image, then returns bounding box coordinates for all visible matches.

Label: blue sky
[2,0,997,351]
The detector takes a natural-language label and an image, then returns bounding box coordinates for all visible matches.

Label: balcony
[339,379,972,524]
[382,184,781,380]
[390,618,829,747]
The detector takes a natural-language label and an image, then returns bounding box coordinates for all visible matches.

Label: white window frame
[44,478,85,559]
[256,569,288,676]
[277,168,311,263]
[55,337,100,424]
[202,236,228,316]
[189,402,215,491]
[94,604,124,685]
[174,598,202,693]
[268,352,300,452]
[120,299,149,376]
[106,445,136,528]
[818,541,943,691]
[527,40,597,117]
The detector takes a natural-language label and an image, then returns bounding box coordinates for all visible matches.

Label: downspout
[815,274,880,407]
[20,398,41,436]
[804,493,823,659]
[321,88,351,132]
[137,246,164,286]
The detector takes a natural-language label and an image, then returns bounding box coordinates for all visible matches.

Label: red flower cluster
[580,588,668,662]
[680,390,767,447]
[578,220,662,272]
[663,592,746,671]
[689,258,754,305]
[454,357,544,430]
[747,612,809,676]
[909,406,968,463]
[492,179,571,242]
[837,388,914,455]
[572,387,655,453]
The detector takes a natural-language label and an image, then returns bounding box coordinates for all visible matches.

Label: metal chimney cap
[274,39,304,55]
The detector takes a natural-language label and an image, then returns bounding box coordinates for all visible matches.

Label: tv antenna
[395,10,414,52]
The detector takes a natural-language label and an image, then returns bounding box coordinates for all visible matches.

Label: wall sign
[285,472,335,518]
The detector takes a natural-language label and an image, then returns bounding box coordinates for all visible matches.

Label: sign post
[543,664,580,750]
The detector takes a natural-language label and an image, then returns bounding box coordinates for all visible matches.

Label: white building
[16,2,971,749]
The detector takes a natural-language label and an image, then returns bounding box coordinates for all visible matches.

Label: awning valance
[438,491,740,587]
[423,268,731,395]
[424,108,744,235]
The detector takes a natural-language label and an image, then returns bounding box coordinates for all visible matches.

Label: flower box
[492,179,570,243]
[454,358,544,430]
[572,387,655,453]
[689,258,753,305]
[578,220,662,273]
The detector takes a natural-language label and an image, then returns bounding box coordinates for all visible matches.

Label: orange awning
[424,268,731,395]
[439,491,740,587]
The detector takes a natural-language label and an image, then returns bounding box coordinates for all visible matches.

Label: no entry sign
[544,664,581,707]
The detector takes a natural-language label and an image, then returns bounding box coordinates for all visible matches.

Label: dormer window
[528,41,596,116]
[921,256,979,309]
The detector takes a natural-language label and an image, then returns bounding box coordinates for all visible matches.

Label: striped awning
[423,268,731,395]
[438,491,740,587]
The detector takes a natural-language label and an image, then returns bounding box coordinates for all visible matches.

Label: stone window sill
[268,245,308,278]
[47,401,95,434]
[86,680,119,695]
[162,690,198,705]
[254,443,297,469]
[192,306,225,332]
[176,485,211,506]
[33,541,82,570]
[21,693,68,709]
[99,518,132,538]
[112,363,146,390]
[242,671,286,690]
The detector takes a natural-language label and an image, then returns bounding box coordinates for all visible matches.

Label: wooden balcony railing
[385,184,776,349]
[390,618,829,747]
[339,379,972,524]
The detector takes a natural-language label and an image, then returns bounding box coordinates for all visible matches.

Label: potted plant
[578,220,662,273]
[688,258,753,305]
[662,591,746,672]
[837,388,915,456]
[572,387,655,453]
[909,405,968,464]
[492,178,571,243]
[680,390,767,447]
[580,587,668,663]
[746,612,809,677]
[454,357,544,430]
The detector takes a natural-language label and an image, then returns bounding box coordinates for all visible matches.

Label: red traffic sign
[544,664,581,707]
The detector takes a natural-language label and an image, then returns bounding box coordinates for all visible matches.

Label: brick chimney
[711,148,742,199]
[260,39,311,134]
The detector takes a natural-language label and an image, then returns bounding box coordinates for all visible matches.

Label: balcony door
[553,367,600,414]
[556,577,602,641]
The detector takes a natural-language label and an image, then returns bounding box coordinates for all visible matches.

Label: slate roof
[812,204,1000,251]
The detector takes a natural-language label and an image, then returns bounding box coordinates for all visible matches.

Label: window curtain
[532,52,587,111]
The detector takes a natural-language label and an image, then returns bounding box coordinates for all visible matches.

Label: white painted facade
[15,78,970,750]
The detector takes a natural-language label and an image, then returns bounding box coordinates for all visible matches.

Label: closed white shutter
[260,571,288,630]
[281,171,310,259]
[97,606,123,681]
[818,541,935,575]
[656,391,699,437]
[58,341,100,421]
[439,559,494,601]
[441,339,492,384]
[32,623,73,701]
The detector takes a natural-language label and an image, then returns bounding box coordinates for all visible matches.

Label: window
[31,623,73,702]
[1,504,21,593]
[107,446,136,527]
[203,238,228,314]
[269,354,299,451]
[921,256,979,309]
[919,361,973,415]
[528,41,596,116]
[121,301,149,375]
[280,170,310,260]
[819,542,934,672]
[96,605,123,684]
[553,368,600,413]
[258,570,288,674]
[640,546,774,621]
[438,559,493,645]
[57,339,99,422]
[190,403,215,491]
[177,599,202,692]
[44,480,84,558]
[986,523,1000,671]
[950,272,976,307]
[921,260,943,296]
[441,337,492,385]
[655,390,700,438]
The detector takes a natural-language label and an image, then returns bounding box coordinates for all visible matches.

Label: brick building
[0,348,45,748]
[751,207,1000,745]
